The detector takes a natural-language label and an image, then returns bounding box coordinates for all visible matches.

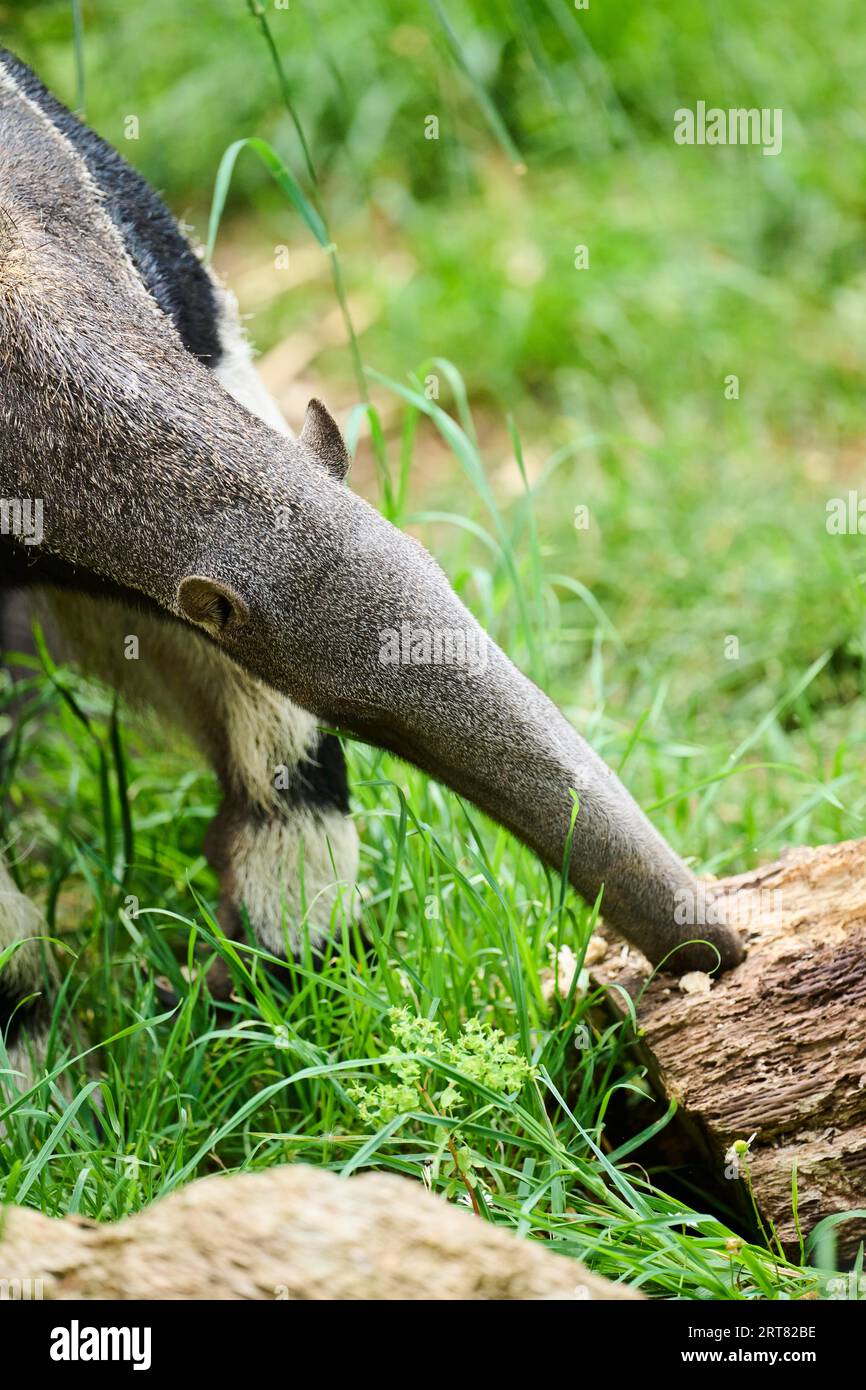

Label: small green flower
[352,1009,533,1131]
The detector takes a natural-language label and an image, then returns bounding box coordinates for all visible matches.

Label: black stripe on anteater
[0,47,222,366]
[286,731,350,816]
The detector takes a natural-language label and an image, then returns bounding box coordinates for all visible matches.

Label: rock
[0,1163,642,1301]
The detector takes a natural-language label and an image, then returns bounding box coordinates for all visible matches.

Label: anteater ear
[176,575,249,636]
[300,398,350,482]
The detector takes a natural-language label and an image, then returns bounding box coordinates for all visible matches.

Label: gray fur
[300,398,351,481]
[0,54,743,1006]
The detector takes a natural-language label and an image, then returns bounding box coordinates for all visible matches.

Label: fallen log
[592,838,866,1262]
[0,1163,640,1300]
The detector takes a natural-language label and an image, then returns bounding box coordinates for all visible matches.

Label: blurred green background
[6,0,865,861]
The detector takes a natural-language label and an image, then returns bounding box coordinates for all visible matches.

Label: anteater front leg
[27,589,358,983]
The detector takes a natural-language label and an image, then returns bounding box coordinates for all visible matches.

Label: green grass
[0,635,833,1300]
[2,0,865,1299]
[1,379,860,1297]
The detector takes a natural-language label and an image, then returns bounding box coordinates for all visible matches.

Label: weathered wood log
[592,838,866,1261]
[0,1163,640,1300]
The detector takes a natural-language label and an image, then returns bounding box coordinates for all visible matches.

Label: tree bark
[0,1163,640,1301]
[592,838,866,1262]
